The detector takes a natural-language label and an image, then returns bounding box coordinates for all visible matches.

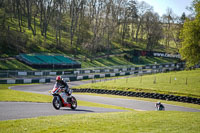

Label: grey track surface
[0,102,124,121]
[1,80,200,120]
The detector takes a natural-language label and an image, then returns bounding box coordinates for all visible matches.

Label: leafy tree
[180,0,200,67]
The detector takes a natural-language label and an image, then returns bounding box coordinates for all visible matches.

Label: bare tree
[127,0,137,40]
[135,1,152,43]
[143,11,163,51]
[162,7,174,49]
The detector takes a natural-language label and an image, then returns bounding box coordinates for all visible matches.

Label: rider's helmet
[56,76,62,82]
[157,101,161,104]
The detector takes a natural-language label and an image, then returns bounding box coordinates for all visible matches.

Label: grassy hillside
[0,8,180,70]
[81,56,179,68]
[0,58,35,70]
[0,56,179,70]
[0,7,179,57]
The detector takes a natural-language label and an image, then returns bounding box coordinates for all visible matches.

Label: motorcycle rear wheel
[71,96,77,110]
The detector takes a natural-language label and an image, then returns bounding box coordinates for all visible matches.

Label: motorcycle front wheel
[52,96,61,110]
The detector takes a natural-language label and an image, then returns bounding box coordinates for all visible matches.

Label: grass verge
[75,69,200,98]
[0,84,51,103]
[0,111,199,133]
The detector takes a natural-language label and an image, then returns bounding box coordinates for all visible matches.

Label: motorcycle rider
[55,76,71,96]
[155,101,165,111]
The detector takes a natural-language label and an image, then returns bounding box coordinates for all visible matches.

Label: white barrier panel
[35,72,43,76]
[39,79,45,83]
[24,79,32,83]
[94,70,100,73]
[153,66,156,69]
[159,65,162,68]
[100,74,105,78]
[130,71,134,75]
[63,78,70,82]
[18,72,27,76]
[77,76,83,80]
[7,80,15,84]
[74,71,80,74]
[165,65,169,67]
[88,75,94,79]
[120,72,125,76]
[84,70,90,74]
[145,66,150,69]
[139,67,142,70]
[146,70,152,73]
[122,68,127,71]
[105,69,110,73]
[110,73,116,77]
[139,71,143,74]
[49,72,56,75]
[131,68,135,71]
[171,64,175,67]
[114,69,118,72]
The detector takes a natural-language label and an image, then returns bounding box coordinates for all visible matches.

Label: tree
[135,1,152,43]
[162,8,174,50]
[180,12,186,24]
[143,11,162,51]
[180,0,200,67]
[127,0,137,41]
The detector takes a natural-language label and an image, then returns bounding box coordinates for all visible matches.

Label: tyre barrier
[72,88,200,105]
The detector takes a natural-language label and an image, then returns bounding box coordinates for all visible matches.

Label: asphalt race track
[1,80,200,120]
[0,102,125,121]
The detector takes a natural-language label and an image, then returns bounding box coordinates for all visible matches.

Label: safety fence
[0,78,51,84]
[0,69,172,84]
[0,62,186,78]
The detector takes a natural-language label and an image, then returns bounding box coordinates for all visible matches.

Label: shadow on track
[60,108,94,112]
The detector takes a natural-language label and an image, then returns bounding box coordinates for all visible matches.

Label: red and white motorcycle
[50,86,77,110]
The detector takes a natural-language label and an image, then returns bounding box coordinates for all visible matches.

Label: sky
[137,0,193,16]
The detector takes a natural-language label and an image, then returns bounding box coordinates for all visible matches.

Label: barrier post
[186,77,188,85]
[153,76,156,84]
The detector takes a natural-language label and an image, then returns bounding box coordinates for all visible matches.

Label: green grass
[134,56,179,65]
[0,59,34,70]
[80,56,135,68]
[80,56,178,68]
[0,84,51,102]
[0,84,200,133]
[0,111,199,133]
[74,69,200,98]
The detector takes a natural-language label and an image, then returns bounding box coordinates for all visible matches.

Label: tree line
[1,0,198,66]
